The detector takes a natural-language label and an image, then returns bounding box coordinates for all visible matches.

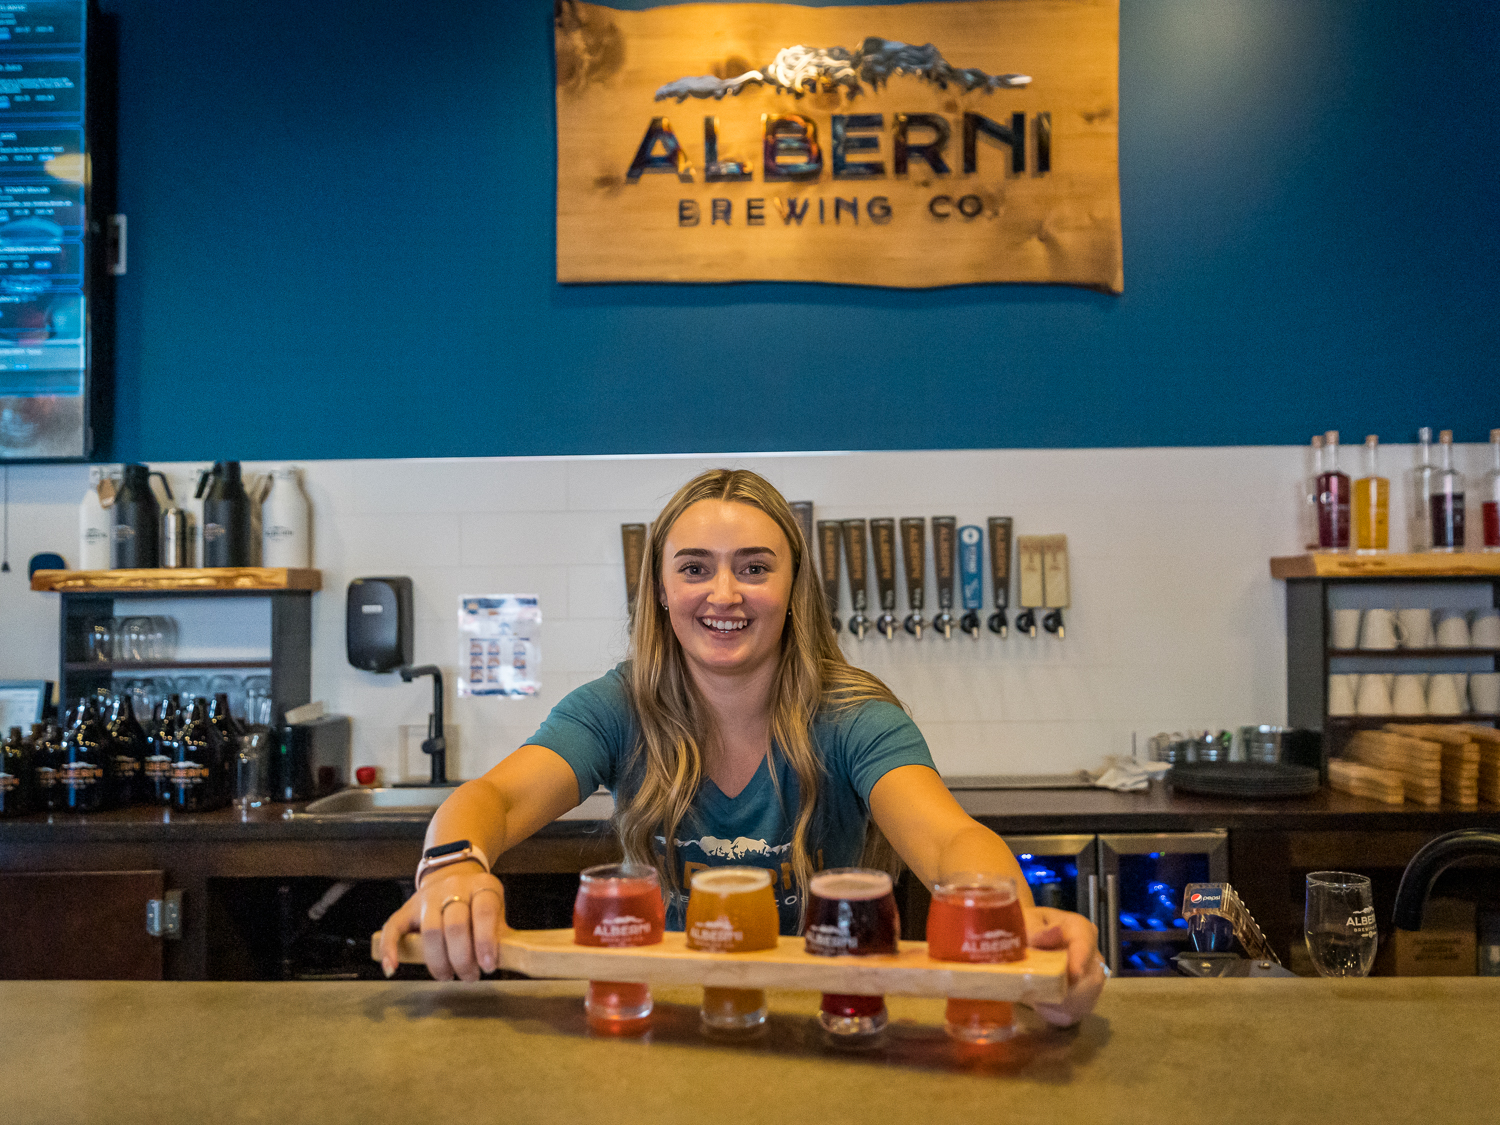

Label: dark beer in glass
[927,873,1027,1043]
[572,862,665,1035]
[803,868,899,1040]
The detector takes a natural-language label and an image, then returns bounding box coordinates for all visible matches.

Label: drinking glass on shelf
[1305,871,1377,978]
[243,676,272,727]
[86,617,117,663]
[121,616,152,662]
[147,616,177,661]
[127,679,158,724]
[176,675,209,711]
[208,674,244,719]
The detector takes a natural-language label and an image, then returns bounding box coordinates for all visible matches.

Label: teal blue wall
[103,0,1500,461]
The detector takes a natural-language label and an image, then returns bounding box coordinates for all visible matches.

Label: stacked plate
[1165,762,1321,800]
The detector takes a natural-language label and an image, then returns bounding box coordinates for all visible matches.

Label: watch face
[424,840,471,859]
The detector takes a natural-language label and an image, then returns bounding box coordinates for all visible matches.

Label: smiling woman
[378,468,1107,1029]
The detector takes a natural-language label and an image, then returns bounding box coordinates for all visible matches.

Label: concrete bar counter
[3,978,1496,1124]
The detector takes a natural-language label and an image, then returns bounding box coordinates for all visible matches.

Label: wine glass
[1305,871,1378,977]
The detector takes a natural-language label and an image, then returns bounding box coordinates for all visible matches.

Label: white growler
[261,466,310,568]
[78,466,111,570]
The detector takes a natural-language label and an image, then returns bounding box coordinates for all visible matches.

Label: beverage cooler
[1097,832,1229,976]
[1001,834,1098,916]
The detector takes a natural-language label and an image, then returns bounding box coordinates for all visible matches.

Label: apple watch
[415,839,492,890]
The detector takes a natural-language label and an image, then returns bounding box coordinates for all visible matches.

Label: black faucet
[398,664,446,785]
[1392,829,1500,931]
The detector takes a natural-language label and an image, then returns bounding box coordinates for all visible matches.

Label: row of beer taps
[790,506,1071,642]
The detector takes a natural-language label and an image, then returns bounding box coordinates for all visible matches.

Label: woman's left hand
[1022,906,1108,1027]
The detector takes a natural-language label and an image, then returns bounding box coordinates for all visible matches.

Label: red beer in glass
[926,872,1027,1043]
[573,862,665,1035]
[803,868,900,1040]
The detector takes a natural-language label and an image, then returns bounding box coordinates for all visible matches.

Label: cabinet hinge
[146,889,182,939]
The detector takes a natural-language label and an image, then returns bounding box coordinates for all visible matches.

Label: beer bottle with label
[143,696,180,806]
[61,697,110,813]
[1,725,32,817]
[173,697,225,812]
[206,693,239,805]
[105,693,150,807]
[33,718,64,812]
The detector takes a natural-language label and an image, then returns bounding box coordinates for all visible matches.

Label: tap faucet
[399,664,447,785]
[1393,829,1500,931]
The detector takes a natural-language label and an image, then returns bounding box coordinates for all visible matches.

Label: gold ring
[439,894,468,912]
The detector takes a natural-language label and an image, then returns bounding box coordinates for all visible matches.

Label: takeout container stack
[1327,759,1406,805]
[1329,724,1499,807]
[1341,730,1443,806]
[1386,724,1480,807]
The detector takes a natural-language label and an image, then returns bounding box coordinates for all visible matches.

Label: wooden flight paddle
[371,929,1069,1004]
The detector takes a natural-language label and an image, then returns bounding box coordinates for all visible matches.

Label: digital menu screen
[0,0,90,459]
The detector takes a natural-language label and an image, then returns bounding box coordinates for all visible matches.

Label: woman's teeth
[702,618,748,632]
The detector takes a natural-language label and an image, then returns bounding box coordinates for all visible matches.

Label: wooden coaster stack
[1340,729,1442,806]
[1455,725,1500,805]
[1385,724,1481,807]
[1327,759,1405,805]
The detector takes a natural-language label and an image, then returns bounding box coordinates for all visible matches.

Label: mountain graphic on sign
[672,835,794,860]
[655,37,1030,102]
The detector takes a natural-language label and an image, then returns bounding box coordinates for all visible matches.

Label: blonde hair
[617,468,899,908]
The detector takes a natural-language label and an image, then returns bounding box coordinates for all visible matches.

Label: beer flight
[564,862,1030,1045]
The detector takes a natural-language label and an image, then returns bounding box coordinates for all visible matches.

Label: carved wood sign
[555,0,1121,291]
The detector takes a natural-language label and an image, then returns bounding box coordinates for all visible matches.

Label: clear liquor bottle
[1316,431,1351,552]
[1482,428,1500,552]
[1429,429,1466,553]
[1410,427,1435,551]
[1353,435,1389,553]
[1303,435,1324,551]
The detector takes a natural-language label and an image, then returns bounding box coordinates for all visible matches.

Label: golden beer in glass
[685,867,779,1033]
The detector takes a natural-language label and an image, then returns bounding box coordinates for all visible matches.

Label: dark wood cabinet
[0,870,165,980]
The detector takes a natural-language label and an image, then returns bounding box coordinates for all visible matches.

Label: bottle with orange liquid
[572,862,665,1035]
[1353,435,1389,554]
[926,873,1027,1044]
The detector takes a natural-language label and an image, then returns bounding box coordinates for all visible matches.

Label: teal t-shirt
[525,663,936,934]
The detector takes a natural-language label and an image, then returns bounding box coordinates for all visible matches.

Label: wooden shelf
[31,568,321,593]
[1271,554,1500,579]
[1328,649,1500,658]
[63,661,270,672]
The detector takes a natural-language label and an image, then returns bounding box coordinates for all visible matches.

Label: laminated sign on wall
[555,0,1121,291]
[458,596,541,698]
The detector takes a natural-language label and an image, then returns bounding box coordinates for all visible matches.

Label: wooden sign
[555,0,1121,291]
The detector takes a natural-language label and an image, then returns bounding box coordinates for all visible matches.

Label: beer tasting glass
[803,868,900,1041]
[1304,871,1377,978]
[685,866,779,1034]
[572,862,665,1034]
[926,873,1027,1043]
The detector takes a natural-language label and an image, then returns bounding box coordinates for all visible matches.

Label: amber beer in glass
[926,873,1027,1043]
[573,862,665,1034]
[803,868,900,1040]
[685,867,779,1033]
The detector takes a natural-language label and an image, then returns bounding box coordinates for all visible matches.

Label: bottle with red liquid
[1482,429,1500,552]
[572,862,665,1035]
[926,874,1028,1044]
[1316,431,1351,552]
[1429,429,1466,553]
[803,868,900,1042]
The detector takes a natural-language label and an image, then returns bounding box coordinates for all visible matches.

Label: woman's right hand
[378,865,509,982]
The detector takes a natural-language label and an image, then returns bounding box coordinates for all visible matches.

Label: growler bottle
[34,717,65,812]
[111,462,162,569]
[173,697,225,812]
[143,696,180,806]
[105,694,149,807]
[1,725,31,817]
[199,461,252,567]
[61,697,110,813]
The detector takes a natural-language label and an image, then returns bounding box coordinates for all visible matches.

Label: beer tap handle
[932,517,956,640]
[958,524,984,639]
[986,517,1013,637]
[1041,535,1070,640]
[870,518,899,641]
[621,524,647,622]
[900,517,927,639]
[841,520,871,641]
[1016,535,1044,639]
[817,520,843,634]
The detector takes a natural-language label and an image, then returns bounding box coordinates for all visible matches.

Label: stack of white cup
[1327,608,1500,717]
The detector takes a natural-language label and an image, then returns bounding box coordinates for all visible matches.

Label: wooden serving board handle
[371,929,1068,1005]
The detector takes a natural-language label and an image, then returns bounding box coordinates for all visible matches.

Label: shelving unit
[32,568,321,723]
[1274,555,1500,761]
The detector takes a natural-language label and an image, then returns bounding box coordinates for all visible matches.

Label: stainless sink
[300,786,615,821]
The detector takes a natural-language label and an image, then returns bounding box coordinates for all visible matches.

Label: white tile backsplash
[1,443,1493,783]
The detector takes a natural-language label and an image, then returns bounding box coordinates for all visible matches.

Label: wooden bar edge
[31,567,323,593]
